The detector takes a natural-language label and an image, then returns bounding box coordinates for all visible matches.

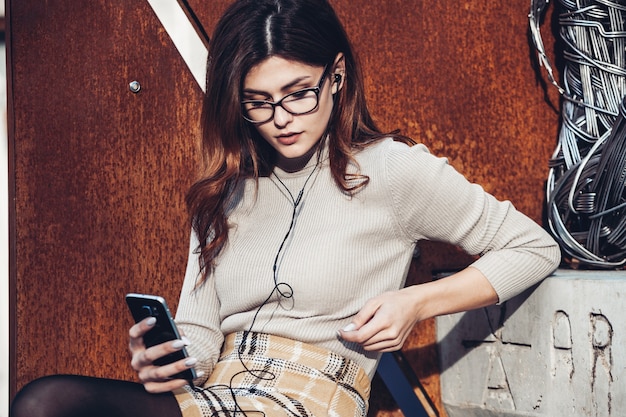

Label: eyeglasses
[241,65,329,124]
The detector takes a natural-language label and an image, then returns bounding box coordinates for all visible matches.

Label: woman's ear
[331,53,346,95]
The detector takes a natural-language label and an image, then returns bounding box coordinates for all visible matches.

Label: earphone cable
[192,156,322,417]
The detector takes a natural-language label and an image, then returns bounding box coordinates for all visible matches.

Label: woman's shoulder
[353,136,466,203]
[357,136,430,156]
[356,137,444,174]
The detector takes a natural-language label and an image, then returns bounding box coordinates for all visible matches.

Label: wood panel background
[8,1,560,416]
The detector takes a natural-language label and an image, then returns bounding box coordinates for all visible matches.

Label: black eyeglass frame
[241,64,331,124]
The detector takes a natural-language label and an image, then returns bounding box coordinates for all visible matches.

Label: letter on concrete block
[484,349,515,410]
[591,313,613,416]
[552,310,574,379]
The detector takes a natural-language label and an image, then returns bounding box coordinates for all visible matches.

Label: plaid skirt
[174,332,371,417]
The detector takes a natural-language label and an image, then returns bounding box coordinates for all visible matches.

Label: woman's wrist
[405,266,499,321]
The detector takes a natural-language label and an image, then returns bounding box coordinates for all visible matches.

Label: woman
[11,0,560,416]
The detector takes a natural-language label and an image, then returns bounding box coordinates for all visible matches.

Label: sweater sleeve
[174,231,224,385]
[384,141,560,302]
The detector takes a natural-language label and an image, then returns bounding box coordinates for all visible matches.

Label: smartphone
[125,293,197,382]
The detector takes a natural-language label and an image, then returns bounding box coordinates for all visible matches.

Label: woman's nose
[273,105,293,127]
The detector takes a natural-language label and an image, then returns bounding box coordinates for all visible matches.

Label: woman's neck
[275,139,323,173]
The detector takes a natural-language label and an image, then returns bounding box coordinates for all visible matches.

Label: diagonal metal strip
[147,0,209,92]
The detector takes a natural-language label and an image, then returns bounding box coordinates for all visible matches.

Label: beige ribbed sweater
[175,138,560,383]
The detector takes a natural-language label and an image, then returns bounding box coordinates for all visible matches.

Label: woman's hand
[337,288,421,352]
[128,317,200,393]
[338,267,499,352]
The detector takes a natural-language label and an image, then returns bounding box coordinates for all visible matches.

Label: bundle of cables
[530,0,626,268]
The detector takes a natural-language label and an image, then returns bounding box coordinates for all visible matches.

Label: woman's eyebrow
[243,75,313,96]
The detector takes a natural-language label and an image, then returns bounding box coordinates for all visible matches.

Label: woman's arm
[338,266,497,351]
[174,231,224,386]
[340,141,560,352]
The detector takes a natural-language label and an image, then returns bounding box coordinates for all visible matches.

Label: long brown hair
[186,0,410,281]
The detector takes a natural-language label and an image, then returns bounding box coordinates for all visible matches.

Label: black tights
[10,375,183,417]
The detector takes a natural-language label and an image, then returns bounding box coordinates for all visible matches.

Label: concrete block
[437,269,626,417]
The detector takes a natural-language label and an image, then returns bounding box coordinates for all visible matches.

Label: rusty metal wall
[8,1,558,415]
[8,0,202,396]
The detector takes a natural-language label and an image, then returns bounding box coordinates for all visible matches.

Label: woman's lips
[276,132,301,145]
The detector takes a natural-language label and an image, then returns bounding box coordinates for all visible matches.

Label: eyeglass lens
[242,89,319,123]
[242,64,329,124]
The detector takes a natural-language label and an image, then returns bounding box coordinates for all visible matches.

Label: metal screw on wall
[129,81,141,93]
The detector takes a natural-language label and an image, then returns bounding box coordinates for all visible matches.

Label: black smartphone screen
[125,293,197,382]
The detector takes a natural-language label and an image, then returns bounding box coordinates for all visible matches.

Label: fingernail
[185,357,198,367]
[146,317,157,326]
[342,323,356,332]
[172,340,186,349]
[181,336,191,346]
[196,371,205,378]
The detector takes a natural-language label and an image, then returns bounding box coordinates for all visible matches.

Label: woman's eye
[286,89,314,101]
[248,101,271,109]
